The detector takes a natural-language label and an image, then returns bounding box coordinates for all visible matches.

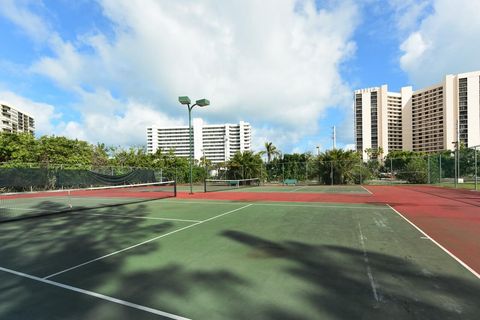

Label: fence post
[282,163,285,184]
[427,154,430,184]
[305,162,308,183]
[390,158,393,184]
[475,146,478,191]
[453,149,458,189]
[330,161,333,186]
[359,159,363,185]
[260,163,263,184]
[439,153,442,184]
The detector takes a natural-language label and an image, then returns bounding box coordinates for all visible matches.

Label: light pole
[178,96,210,194]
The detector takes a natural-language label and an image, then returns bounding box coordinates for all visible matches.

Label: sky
[1,0,479,154]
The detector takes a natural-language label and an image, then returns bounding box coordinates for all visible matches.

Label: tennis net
[204,178,260,192]
[0,181,176,223]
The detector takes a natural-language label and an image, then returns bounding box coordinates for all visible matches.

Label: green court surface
[1,198,479,319]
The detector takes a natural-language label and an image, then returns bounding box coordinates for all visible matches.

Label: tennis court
[1,183,480,319]
[213,185,371,193]
[179,179,371,194]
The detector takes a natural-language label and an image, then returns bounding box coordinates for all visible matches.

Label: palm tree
[317,149,361,184]
[261,142,280,163]
[227,151,263,179]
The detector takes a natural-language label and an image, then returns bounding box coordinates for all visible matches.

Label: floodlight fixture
[178,96,191,105]
[196,99,210,107]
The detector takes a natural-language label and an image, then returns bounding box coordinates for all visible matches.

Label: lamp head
[178,96,191,105]
[196,99,210,107]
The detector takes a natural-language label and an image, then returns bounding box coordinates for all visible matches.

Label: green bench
[284,179,297,186]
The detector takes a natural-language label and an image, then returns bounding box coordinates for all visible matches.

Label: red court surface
[178,185,480,277]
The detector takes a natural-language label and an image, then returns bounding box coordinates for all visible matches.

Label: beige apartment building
[354,71,480,159]
[0,102,35,135]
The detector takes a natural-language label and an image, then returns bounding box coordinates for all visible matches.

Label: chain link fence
[199,148,479,190]
[2,147,479,191]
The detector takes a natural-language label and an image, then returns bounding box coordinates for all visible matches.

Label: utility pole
[332,126,336,150]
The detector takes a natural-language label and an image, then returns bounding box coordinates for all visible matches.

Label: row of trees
[1,133,476,185]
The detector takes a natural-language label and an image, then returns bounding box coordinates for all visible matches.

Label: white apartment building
[0,102,35,135]
[354,71,480,159]
[147,119,251,163]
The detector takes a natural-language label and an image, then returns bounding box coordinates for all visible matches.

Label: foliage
[260,142,280,163]
[396,157,428,183]
[226,151,263,180]
[316,149,361,185]
[365,147,383,160]
[2,132,476,187]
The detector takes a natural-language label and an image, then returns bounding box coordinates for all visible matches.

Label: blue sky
[1,0,479,153]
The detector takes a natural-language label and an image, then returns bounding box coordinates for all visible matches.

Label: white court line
[74,212,201,223]
[288,186,308,192]
[357,222,380,302]
[360,185,373,195]
[0,266,189,320]
[386,204,480,280]
[163,199,390,210]
[44,204,253,279]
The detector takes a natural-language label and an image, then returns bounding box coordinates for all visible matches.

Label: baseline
[0,266,189,320]
[386,204,480,279]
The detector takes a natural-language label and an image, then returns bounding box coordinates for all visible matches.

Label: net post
[204,178,207,193]
[174,180,177,197]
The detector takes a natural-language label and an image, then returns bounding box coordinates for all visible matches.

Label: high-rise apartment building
[0,102,35,135]
[354,71,480,159]
[147,119,251,163]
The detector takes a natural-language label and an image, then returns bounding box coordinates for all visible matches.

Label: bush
[396,158,428,183]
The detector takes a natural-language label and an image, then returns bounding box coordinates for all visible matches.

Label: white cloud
[0,0,51,43]
[4,0,361,151]
[57,98,184,146]
[388,0,432,32]
[399,32,429,71]
[398,0,480,86]
[0,91,59,135]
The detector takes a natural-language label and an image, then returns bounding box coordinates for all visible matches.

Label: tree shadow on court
[0,200,178,319]
[219,230,480,320]
[2,201,480,320]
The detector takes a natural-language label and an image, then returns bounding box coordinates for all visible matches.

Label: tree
[396,157,428,183]
[0,132,37,163]
[226,151,263,179]
[317,149,361,185]
[92,143,110,167]
[365,147,383,160]
[261,142,280,163]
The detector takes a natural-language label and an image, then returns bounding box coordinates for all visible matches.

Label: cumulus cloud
[398,0,480,86]
[58,100,184,146]
[3,0,361,151]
